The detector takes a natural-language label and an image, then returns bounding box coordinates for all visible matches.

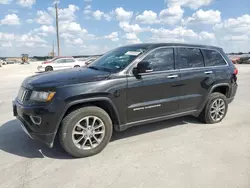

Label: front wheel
[59,106,113,158]
[45,66,53,71]
[198,92,228,124]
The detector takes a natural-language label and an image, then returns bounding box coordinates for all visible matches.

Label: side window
[56,59,66,63]
[202,49,227,67]
[141,48,174,72]
[178,48,204,69]
[66,59,75,63]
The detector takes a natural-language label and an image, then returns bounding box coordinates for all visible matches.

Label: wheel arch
[56,97,121,134]
[196,83,231,116]
[209,83,230,98]
[45,65,53,71]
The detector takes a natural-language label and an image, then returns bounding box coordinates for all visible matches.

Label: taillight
[232,67,238,82]
[234,68,238,75]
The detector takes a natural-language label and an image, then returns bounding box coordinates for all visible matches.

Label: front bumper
[37,65,45,72]
[12,99,59,147]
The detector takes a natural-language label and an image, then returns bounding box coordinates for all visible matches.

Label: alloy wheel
[210,98,226,122]
[72,116,105,150]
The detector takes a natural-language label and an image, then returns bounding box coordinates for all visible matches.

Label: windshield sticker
[125,51,142,56]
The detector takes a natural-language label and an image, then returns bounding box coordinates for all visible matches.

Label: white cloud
[0,14,20,25]
[148,27,217,45]
[0,0,12,4]
[124,33,141,44]
[60,22,88,34]
[61,33,74,40]
[0,32,15,41]
[85,5,91,10]
[72,38,84,45]
[115,7,133,22]
[35,25,55,33]
[127,38,141,44]
[18,34,47,44]
[159,5,184,25]
[124,33,137,40]
[119,22,145,33]
[91,10,113,21]
[135,6,183,25]
[104,32,119,41]
[92,10,104,20]
[199,31,216,40]
[59,4,79,22]
[150,27,198,42]
[167,0,213,10]
[214,14,250,34]
[36,10,53,25]
[17,0,36,8]
[37,32,48,37]
[183,9,221,25]
[83,9,92,15]
[223,35,249,41]
[8,9,19,13]
[136,10,157,24]
[26,19,33,23]
[103,13,113,21]
[1,41,12,47]
[48,4,79,23]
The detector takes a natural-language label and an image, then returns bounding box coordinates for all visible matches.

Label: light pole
[55,2,60,56]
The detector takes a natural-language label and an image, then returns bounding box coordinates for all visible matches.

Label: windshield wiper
[88,66,112,72]
[88,66,100,70]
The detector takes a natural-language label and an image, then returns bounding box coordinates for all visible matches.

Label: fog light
[30,116,42,125]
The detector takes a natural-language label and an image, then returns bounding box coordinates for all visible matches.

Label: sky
[0,0,250,57]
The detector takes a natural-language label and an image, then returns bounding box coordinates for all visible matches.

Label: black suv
[13,43,238,158]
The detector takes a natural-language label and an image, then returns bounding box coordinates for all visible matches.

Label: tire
[59,106,113,158]
[74,65,80,68]
[198,92,228,124]
[45,66,53,71]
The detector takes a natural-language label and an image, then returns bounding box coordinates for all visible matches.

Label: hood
[22,67,110,90]
[42,60,53,64]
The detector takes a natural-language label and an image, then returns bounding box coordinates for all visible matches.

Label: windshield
[89,46,147,72]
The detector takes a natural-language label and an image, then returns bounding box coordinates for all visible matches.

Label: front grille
[17,87,30,103]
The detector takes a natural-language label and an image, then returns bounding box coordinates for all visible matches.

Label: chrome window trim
[124,45,229,76]
[126,46,176,76]
[201,48,229,67]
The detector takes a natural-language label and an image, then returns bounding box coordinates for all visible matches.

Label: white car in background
[37,57,86,72]
[76,56,100,66]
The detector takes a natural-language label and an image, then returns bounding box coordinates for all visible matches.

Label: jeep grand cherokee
[13,43,238,158]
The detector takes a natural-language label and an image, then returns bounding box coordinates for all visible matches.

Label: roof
[122,43,222,50]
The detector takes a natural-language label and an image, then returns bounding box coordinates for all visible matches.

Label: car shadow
[111,116,200,141]
[0,116,201,159]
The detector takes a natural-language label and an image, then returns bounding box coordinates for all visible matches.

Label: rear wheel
[59,106,113,158]
[198,92,228,124]
[45,66,53,71]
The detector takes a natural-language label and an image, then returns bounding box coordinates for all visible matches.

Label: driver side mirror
[133,61,153,77]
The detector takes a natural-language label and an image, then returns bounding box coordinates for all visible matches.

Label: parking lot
[0,63,250,188]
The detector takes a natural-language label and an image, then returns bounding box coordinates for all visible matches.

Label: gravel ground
[0,63,250,188]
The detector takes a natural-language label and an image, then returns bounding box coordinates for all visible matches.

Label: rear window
[202,49,227,67]
[178,48,204,69]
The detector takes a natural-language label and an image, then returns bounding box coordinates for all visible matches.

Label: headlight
[30,91,56,102]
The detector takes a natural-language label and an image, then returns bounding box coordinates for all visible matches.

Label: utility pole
[52,41,55,57]
[55,2,60,56]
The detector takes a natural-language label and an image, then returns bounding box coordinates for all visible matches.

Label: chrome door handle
[204,71,213,74]
[167,75,178,79]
